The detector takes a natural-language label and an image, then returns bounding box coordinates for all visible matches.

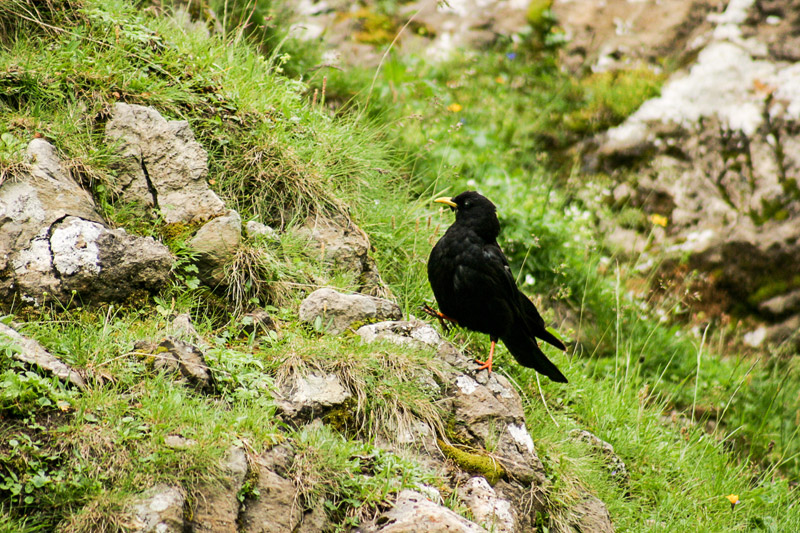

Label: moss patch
[437,439,505,485]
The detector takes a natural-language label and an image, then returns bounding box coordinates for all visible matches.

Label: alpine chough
[426,191,568,382]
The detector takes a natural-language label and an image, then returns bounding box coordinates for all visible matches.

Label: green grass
[0,0,798,530]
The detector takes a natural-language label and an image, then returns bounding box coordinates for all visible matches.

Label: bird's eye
[463,201,471,208]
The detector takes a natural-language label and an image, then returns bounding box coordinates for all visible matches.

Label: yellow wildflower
[495,76,506,84]
[447,103,463,113]
[650,213,668,227]
[726,494,739,509]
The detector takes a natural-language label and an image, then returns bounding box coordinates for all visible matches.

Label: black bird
[426,191,568,382]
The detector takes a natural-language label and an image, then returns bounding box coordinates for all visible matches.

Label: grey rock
[164,434,197,449]
[130,484,185,533]
[296,216,371,273]
[259,444,295,478]
[240,467,301,533]
[245,220,278,240]
[170,313,199,340]
[295,216,386,295]
[104,103,226,224]
[241,309,275,335]
[570,430,628,480]
[765,314,800,349]
[191,446,248,533]
[458,477,516,533]
[371,490,487,533]
[297,504,329,533]
[188,209,242,287]
[565,496,615,533]
[758,290,800,318]
[298,288,401,335]
[448,372,546,485]
[0,139,173,308]
[275,371,352,420]
[53,217,172,303]
[356,320,443,350]
[0,322,85,389]
[140,337,214,392]
[588,3,800,319]
[552,0,717,72]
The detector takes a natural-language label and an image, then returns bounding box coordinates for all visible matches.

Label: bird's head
[434,191,500,239]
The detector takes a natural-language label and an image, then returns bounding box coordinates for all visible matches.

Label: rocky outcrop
[298,288,402,334]
[105,103,243,288]
[105,103,226,224]
[587,0,800,344]
[552,0,721,72]
[0,139,173,308]
[292,0,533,65]
[458,477,516,533]
[357,319,552,531]
[188,209,242,287]
[190,446,248,533]
[295,216,385,295]
[369,490,488,532]
[130,484,185,533]
[274,371,352,420]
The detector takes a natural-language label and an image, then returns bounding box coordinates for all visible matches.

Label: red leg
[475,338,496,373]
[420,303,458,332]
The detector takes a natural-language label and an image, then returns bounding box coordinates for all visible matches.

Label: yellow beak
[434,197,457,208]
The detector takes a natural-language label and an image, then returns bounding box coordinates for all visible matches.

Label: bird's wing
[483,242,567,351]
[453,242,517,302]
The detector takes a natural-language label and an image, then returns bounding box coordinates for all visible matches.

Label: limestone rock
[565,496,615,533]
[298,288,401,335]
[136,337,214,392]
[130,484,185,533]
[245,220,278,240]
[55,217,172,302]
[275,371,352,420]
[371,490,487,533]
[0,139,173,308]
[240,467,301,533]
[570,430,628,480]
[356,320,443,350]
[105,103,226,224]
[552,0,719,72]
[765,314,800,350]
[295,216,385,294]
[188,209,242,287]
[0,322,85,389]
[588,0,800,323]
[191,446,248,533]
[758,290,800,319]
[448,372,547,485]
[458,477,516,533]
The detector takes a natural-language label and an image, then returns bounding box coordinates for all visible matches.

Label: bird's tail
[501,327,568,383]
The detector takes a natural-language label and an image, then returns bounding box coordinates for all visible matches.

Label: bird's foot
[420,303,457,332]
[474,357,493,373]
[475,339,496,373]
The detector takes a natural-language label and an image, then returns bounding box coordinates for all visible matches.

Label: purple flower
[506,52,516,60]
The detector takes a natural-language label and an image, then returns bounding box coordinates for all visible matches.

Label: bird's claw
[420,303,455,333]
[474,358,493,373]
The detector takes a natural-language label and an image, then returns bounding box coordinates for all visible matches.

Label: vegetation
[0,0,798,531]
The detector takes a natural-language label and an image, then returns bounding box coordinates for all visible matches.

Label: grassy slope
[0,1,797,531]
